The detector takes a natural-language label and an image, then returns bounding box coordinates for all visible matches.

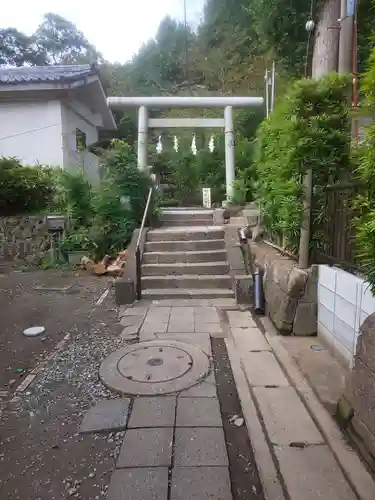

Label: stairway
[141,209,234,300]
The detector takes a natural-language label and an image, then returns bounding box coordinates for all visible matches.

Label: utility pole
[338,0,354,74]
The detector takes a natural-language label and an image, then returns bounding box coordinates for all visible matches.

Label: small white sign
[202,188,211,208]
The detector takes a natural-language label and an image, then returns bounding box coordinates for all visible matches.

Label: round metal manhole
[100,340,210,396]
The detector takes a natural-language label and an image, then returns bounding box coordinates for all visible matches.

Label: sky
[1,0,205,63]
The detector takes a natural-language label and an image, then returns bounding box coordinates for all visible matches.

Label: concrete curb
[225,338,286,500]
[259,316,375,500]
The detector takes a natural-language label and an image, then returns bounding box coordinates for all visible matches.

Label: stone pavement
[80,300,371,500]
[229,311,368,500]
[85,299,240,500]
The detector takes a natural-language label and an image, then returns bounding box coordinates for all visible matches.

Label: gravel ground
[0,266,127,500]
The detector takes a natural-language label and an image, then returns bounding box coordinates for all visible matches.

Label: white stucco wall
[318,265,375,367]
[0,100,64,166]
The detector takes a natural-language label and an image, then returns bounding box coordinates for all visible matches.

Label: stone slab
[117,428,173,467]
[80,399,130,434]
[179,372,217,398]
[174,428,228,466]
[176,397,222,427]
[141,322,168,334]
[120,315,143,328]
[227,310,257,328]
[128,397,176,428]
[119,305,148,317]
[168,319,195,333]
[253,387,323,445]
[231,327,271,352]
[157,333,212,356]
[194,322,223,334]
[107,468,168,500]
[274,445,357,500]
[242,351,289,387]
[120,325,139,338]
[171,467,232,500]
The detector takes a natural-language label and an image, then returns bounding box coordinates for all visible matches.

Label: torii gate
[107,96,264,200]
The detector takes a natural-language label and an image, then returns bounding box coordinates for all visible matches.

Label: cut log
[92,263,108,276]
[106,264,125,277]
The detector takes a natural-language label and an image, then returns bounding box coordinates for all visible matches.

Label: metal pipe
[137,106,148,170]
[271,61,276,112]
[224,106,235,201]
[108,96,264,109]
[135,247,141,300]
[253,267,265,315]
[265,69,269,117]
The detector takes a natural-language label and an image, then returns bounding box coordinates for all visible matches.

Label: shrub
[89,140,157,257]
[353,47,375,293]
[0,157,55,215]
[58,170,93,225]
[254,74,351,254]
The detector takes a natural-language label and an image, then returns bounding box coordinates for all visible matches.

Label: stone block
[117,428,173,467]
[213,208,225,225]
[141,322,168,334]
[128,397,176,428]
[120,325,139,338]
[115,277,135,305]
[227,310,256,328]
[179,372,217,398]
[253,387,323,445]
[119,305,148,317]
[274,445,357,500]
[231,327,271,352]
[174,428,228,466]
[176,398,222,427]
[107,468,168,500]
[171,467,232,500]
[157,333,212,356]
[350,415,375,462]
[293,302,317,336]
[120,315,143,328]
[241,351,289,387]
[300,265,318,303]
[80,399,130,434]
[357,312,375,368]
[266,281,297,334]
[286,266,308,298]
[345,357,375,434]
[168,319,194,333]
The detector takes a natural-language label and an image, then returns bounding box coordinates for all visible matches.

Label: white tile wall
[317,265,375,367]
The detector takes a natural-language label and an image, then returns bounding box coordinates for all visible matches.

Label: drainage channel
[212,338,265,500]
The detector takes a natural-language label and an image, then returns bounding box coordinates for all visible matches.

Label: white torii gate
[107,96,264,200]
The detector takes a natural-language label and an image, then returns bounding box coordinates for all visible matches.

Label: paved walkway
[82,299,372,500]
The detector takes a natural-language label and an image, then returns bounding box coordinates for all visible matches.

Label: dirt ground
[0,265,125,500]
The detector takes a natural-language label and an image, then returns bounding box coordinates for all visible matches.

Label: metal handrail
[135,187,153,300]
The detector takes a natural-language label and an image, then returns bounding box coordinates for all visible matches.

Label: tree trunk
[312,0,341,79]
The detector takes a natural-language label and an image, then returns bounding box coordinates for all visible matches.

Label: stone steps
[141,274,232,289]
[143,249,227,264]
[142,288,234,299]
[160,218,213,227]
[145,239,225,252]
[147,227,223,242]
[141,211,233,300]
[142,261,229,276]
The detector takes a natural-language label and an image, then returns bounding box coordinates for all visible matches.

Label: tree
[34,13,98,64]
[0,28,45,66]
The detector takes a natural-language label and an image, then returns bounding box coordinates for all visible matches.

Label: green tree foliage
[255,74,351,254]
[34,13,98,64]
[353,45,375,293]
[0,158,55,215]
[0,28,46,66]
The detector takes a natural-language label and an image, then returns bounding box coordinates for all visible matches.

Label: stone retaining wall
[0,216,54,264]
[338,314,375,473]
[249,242,318,335]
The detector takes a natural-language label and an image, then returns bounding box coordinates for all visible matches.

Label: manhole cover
[100,340,210,395]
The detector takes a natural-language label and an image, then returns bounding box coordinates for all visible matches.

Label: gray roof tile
[0,64,98,84]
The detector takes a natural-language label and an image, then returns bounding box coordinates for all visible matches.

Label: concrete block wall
[318,265,375,367]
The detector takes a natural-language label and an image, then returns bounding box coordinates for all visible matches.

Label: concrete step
[141,261,229,276]
[161,208,213,215]
[142,288,235,299]
[147,227,223,242]
[141,274,232,289]
[145,239,225,252]
[143,249,227,264]
[161,218,213,227]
